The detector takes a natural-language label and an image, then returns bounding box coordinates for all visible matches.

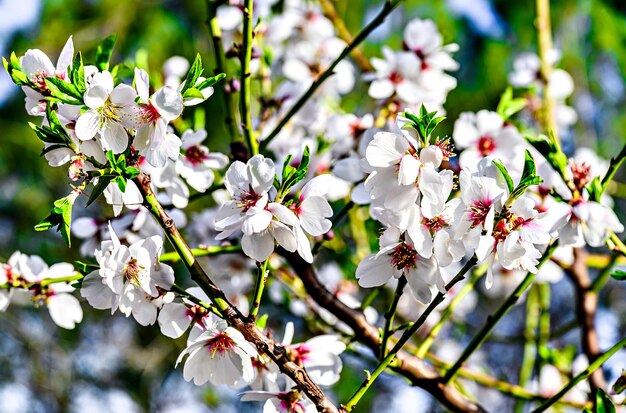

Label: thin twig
[259,0,403,151]
[239,0,258,156]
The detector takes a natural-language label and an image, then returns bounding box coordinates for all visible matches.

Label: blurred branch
[318,0,373,72]
[259,0,403,151]
[515,284,541,413]
[239,0,258,156]
[535,0,559,143]
[159,245,242,263]
[205,1,243,156]
[442,242,558,384]
[532,337,626,413]
[565,248,605,393]
[133,173,340,413]
[280,249,485,412]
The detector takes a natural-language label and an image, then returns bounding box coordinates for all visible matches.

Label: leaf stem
[250,259,270,319]
[531,337,626,413]
[379,276,407,359]
[159,245,242,263]
[343,256,477,412]
[442,241,558,384]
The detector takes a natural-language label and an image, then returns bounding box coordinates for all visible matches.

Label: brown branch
[318,0,373,72]
[565,248,605,393]
[133,173,340,413]
[280,249,486,413]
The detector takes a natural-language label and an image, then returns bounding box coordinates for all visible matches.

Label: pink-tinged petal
[158,302,192,338]
[56,36,74,74]
[21,49,55,79]
[83,84,109,109]
[299,196,333,236]
[397,154,420,185]
[48,293,82,329]
[74,109,100,141]
[368,79,394,99]
[356,254,393,288]
[366,132,409,168]
[242,232,274,261]
[134,68,150,102]
[101,121,128,154]
[152,86,183,121]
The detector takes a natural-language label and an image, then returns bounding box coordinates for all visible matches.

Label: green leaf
[493,160,515,193]
[596,389,616,413]
[95,34,117,71]
[116,176,127,192]
[87,175,114,207]
[71,51,86,93]
[180,53,203,94]
[29,122,71,145]
[182,87,205,100]
[612,369,626,394]
[110,63,134,82]
[35,194,76,247]
[610,269,626,281]
[587,177,603,203]
[74,261,100,275]
[255,314,268,329]
[196,72,226,90]
[124,166,140,179]
[44,77,83,104]
[496,87,527,121]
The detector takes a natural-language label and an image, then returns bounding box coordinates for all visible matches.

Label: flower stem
[343,256,477,412]
[159,245,242,263]
[514,283,541,413]
[601,142,626,193]
[531,337,626,413]
[379,276,407,359]
[250,259,269,319]
[259,0,403,151]
[442,241,558,384]
[416,268,482,359]
[206,0,240,145]
[239,0,258,156]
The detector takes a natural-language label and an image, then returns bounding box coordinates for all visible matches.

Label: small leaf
[596,389,616,413]
[180,53,203,94]
[255,314,268,329]
[116,176,127,192]
[612,369,626,394]
[71,51,86,93]
[87,175,114,207]
[95,34,117,71]
[610,269,626,281]
[196,72,226,90]
[182,87,205,100]
[35,194,76,247]
[493,160,514,193]
[75,261,100,275]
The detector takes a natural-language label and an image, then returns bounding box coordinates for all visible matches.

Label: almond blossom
[356,227,443,304]
[81,224,175,326]
[176,313,257,387]
[74,70,138,153]
[175,129,230,192]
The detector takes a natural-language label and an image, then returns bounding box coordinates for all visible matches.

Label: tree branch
[565,248,605,393]
[133,173,339,413]
[280,249,486,413]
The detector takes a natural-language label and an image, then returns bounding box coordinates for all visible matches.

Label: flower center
[390,243,418,271]
[414,49,429,70]
[477,135,496,156]
[469,199,492,227]
[389,71,404,84]
[236,191,263,212]
[99,98,123,125]
[435,137,456,159]
[124,258,144,285]
[185,145,207,165]
[206,332,235,357]
[32,71,51,93]
[422,215,447,232]
[185,304,208,325]
[570,161,591,191]
[139,103,161,124]
[278,390,305,413]
[289,344,311,366]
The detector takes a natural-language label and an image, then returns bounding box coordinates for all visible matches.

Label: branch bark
[280,249,486,413]
[134,173,340,413]
[566,248,605,393]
